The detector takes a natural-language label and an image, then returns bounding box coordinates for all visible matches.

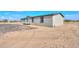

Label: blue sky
[0,11,79,20]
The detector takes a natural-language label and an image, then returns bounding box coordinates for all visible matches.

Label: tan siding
[53,14,64,26]
[27,14,64,27]
[32,16,53,27]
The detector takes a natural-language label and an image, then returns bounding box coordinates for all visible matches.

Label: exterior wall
[53,14,64,26]
[27,14,64,27]
[29,16,53,27]
[28,18,32,24]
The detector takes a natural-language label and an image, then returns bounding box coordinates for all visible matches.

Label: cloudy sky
[0,11,79,20]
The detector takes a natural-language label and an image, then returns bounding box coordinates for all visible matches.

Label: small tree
[20,18,26,22]
[3,19,8,22]
[26,16,30,22]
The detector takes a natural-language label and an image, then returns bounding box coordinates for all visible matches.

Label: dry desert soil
[0,22,79,48]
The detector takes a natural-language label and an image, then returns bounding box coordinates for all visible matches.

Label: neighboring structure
[26,13,64,27]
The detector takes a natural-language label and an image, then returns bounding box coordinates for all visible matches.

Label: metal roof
[28,13,64,18]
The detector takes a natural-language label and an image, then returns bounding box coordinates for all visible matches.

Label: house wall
[27,14,64,27]
[53,14,64,26]
[28,18,32,23]
[29,16,53,27]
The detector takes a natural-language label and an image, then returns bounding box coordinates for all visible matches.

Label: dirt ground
[0,22,79,48]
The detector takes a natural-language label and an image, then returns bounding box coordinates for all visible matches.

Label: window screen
[32,17,34,23]
[40,16,44,23]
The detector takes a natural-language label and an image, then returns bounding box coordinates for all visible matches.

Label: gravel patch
[0,24,23,34]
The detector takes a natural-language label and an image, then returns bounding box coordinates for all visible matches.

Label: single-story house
[26,13,64,27]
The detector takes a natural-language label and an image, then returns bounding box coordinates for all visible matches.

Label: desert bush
[64,20,79,22]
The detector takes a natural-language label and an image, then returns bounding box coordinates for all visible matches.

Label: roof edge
[27,13,64,18]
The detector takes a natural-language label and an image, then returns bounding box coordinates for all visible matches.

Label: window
[32,17,34,23]
[40,16,44,23]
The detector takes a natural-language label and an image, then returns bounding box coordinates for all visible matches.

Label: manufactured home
[26,13,64,27]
